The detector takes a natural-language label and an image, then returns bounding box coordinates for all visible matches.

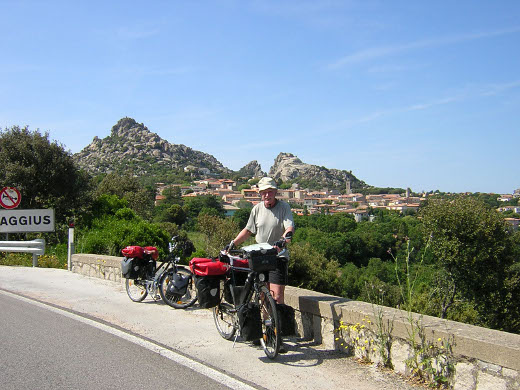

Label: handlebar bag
[121,246,144,259]
[194,275,221,308]
[244,248,278,272]
[189,258,228,276]
[238,302,262,341]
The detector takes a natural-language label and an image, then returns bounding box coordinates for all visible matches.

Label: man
[228,177,294,304]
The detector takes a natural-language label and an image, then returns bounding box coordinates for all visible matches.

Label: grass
[0,252,67,268]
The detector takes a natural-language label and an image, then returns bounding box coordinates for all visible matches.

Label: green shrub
[77,216,170,257]
[288,242,342,296]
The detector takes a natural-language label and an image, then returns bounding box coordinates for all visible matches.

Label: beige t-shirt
[245,200,294,245]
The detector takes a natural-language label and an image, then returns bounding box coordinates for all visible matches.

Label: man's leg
[268,283,285,304]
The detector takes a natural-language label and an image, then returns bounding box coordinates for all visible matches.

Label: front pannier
[167,272,190,296]
[244,248,278,273]
[238,302,262,341]
[194,276,221,308]
[277,303,296,336]
[224,280,246,305]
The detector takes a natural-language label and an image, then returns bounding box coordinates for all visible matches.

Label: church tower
[346,179,352,195]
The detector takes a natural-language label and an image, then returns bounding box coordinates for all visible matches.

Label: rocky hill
[73,118,367,190]
[236,160,265,178]
[269,152,367,190]
[73,117,232,178]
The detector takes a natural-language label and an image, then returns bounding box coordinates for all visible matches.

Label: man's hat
[258,177,278,191]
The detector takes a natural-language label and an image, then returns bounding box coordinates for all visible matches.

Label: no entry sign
[0,187,21,209]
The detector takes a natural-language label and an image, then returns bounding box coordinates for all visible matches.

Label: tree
[421,196,518,331]
[0,126,91,238]
[166,204,187,225]
[183,195,224,220]
[197,214,239,257]
[162,186,183,205]
[94,173,155,220]
[288,242,342,296]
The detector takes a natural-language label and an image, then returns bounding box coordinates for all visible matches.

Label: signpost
[0,186,57,267]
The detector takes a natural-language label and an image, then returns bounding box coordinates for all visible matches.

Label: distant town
[156,179,520,230]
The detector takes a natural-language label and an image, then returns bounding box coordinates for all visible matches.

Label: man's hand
[273,239,285,249]
[224,240,235,252]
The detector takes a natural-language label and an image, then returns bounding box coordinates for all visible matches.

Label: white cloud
[326,26,520,70]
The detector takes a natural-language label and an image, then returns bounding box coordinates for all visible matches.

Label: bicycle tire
[159,268,197,309]
[257,285,280,359]
[125,278,148,302]
[213,301,237,340]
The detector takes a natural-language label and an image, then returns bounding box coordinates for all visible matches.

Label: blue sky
[1,1,519,194]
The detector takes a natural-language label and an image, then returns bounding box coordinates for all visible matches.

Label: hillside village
[156,179,520,228]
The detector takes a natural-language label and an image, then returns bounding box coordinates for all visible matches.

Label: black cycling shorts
[267,257,288,286]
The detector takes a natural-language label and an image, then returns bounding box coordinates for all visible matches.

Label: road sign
[0,187,22,209]
[0,209,55,233]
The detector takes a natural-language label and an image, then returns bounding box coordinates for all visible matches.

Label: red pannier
[231,258,249,269]
[143,246,159,260]
[189,258,229,276]
[121,245,159,260]
[121,245,145,259]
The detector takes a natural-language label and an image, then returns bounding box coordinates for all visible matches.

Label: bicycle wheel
[125,278,148,302]
[159,268,197,309]
[213,302,237,340]
[257,285,280,359]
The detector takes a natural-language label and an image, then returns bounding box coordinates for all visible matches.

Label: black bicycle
[213,243,285,359]
[121,238,197,309]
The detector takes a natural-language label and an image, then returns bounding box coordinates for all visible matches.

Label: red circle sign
[0,187,22,209]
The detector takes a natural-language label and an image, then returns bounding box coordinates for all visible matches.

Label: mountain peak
[73,117,229,179]
[270,152,366,190]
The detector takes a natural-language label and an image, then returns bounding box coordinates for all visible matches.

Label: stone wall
[71,254,123,282]
[71,253,520,389]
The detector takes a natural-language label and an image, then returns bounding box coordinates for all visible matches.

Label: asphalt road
[0,266,419,390]
[0,293,235,390]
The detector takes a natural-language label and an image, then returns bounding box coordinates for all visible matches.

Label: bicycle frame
[134,256,183,297]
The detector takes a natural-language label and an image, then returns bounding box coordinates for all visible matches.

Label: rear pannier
[121,245,145,259]
[143,246,159,260]
[194,276,221,308]
[121,245,158,279]
[189,258,228,308]
[189,258,228,276]
[121,257,140,279]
